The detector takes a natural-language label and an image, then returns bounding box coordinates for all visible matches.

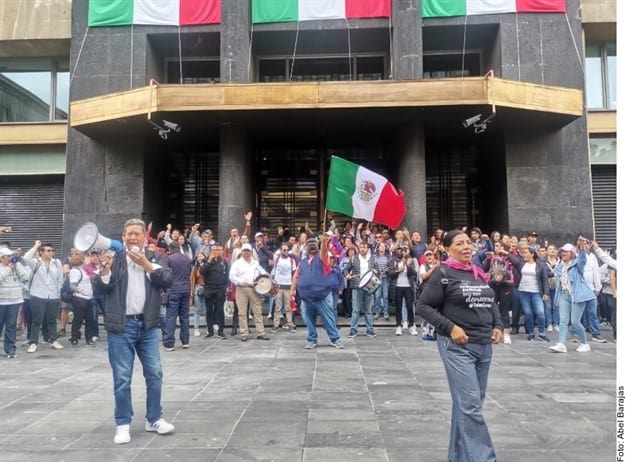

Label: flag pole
[323,209,328,234]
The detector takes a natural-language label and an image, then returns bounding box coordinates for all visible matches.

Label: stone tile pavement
[0,322,616,461]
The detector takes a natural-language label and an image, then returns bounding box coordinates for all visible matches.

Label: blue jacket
[554,250,596,305]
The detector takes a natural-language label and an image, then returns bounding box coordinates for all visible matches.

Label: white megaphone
[73,222,124,254]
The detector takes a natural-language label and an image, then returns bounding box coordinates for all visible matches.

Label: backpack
[60,269,83,303]
[489,256,511,283]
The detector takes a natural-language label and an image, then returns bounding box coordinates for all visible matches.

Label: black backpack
[60,270,83,303]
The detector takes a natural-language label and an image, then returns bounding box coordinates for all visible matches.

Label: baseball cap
[0,248,16,257]
[559,243,577,255]
[255,232,264,238]
[306,237,318,246]
[424,250,434,256]
[241,243,252,251]
[529,231,538,237]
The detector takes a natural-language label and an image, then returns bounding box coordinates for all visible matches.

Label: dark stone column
[504,117,593,246]
[395,122,427,235]
[221,0,251,83]
[392,0,422,80]
[218,124,254,242]
[63,129,145,251]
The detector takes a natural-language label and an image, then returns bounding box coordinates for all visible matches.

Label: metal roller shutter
[591,165,616,250]
[0,176,65,253]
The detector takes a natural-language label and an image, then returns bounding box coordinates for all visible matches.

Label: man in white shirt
[229,243,270,341]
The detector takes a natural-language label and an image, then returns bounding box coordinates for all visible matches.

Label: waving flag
[422,0,566,18]
[326,156,406,229]
[252,0,391,24]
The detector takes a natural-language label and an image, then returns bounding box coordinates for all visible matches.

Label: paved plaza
[0,320,617,462]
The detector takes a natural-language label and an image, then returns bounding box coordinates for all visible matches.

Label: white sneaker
[145,418,175,435]
[51,341,64,350]
[193,328,200,337]
[549,343,567,353]
[409,326,418,336]
[27,343,37,353]
[402,321,408,330]
[576,343,591,353]
[503,334,511,344]
[91,336,99,342]
[395,326,402,336]
[114,424,131,444]
[555,326,560,333]
[547,324,553,333]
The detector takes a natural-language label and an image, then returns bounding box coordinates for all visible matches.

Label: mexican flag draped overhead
[422,0,566,18]
[88,0,221,27]
[252,0,391,24]
[326,156,406,230]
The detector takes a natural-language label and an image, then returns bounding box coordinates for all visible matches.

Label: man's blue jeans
[373,277,389,316]
[581,297,601,336]
[300,293,341,343]
[518,291,546,335]
[91,294,105,338]
[0,303,20,356]
[350,289,374,334]
[437,336,497,462]
[162,292,190,348]
[107,320,164,425]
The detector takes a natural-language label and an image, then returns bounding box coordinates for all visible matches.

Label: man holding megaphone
[91,218,175,445]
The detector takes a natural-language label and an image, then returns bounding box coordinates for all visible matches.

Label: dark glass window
[423,53,481,78]
[167,59,220,84]
[258,55,386,82]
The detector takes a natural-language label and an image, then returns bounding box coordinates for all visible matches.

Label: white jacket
[0,262,30,305]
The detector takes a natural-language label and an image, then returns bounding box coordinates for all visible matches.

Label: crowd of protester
[0,217,617,358]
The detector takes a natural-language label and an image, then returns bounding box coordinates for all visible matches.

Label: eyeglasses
[281,248,289,252]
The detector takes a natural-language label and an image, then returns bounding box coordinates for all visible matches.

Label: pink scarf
[444,257,489,283]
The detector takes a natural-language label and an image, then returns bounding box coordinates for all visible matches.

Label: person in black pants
[200,244,230,339]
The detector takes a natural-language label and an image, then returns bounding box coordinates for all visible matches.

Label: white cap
[241,243,253,251]
[0,248,16,257]
[255,232,264,238]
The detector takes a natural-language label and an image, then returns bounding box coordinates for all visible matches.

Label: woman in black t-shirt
[417,230,503,462]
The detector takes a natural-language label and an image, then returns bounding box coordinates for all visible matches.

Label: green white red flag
[326,156,406,229]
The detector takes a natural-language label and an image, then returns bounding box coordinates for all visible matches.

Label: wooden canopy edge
[0,123,68,145]
[70,77,583,128]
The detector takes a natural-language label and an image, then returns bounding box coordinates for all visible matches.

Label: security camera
[462,114,482,128]
[162,120,181,133]
[158,129,169,140]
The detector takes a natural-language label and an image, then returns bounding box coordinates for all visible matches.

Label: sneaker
[331,340,345,349]
[145,418,175,435]
[193,328,200,337]
[51,341,64,350]
[554,326,560,333]
[6,353,16,359]
[163,346,175,352]
[395,326,402,336]
[204,332,214,339]
[538,334,550,342]
[591,334,607,343]
[270,327,280,334]
[366,331,377,338]
[256,334,270,340]
[374,313,380,320]
[527,334,535,341]
[402,321,408,330]
[347,331,357,339]
[503,334,512,344]
[86,341,96,347]
[547,324,553,333]
[27,343,37,353]
[182,344,190,349]
[70,340,79,347]
[58,329,66,338]
[576,343,591,352]
[92,336,99,342]
[549,343,567,353]
[240,336,248,342]
[304,341,318,349]
[422,335,435,341]
[409,326,418,336]
[290,325,297,333]
[217,331,226,339]
[384,313,390,320]
[114,424,131,444]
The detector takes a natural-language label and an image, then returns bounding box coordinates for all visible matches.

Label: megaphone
[73,222,124,254]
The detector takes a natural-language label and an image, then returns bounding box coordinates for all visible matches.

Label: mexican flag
[422,0,566,18]
[326,156,406,229]
[252,0,391,24]
[88,0,221,27]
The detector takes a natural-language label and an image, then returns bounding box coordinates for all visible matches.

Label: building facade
[0,0,617,252]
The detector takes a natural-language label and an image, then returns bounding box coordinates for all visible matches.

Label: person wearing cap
[0,247,31,358]
[549,238,596,353]
[527,232,540,253]
[290,235,344,349]
[253,231,275,320]
[343,241,378,339]
[229,242,269,341]
[470,228,487,255]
